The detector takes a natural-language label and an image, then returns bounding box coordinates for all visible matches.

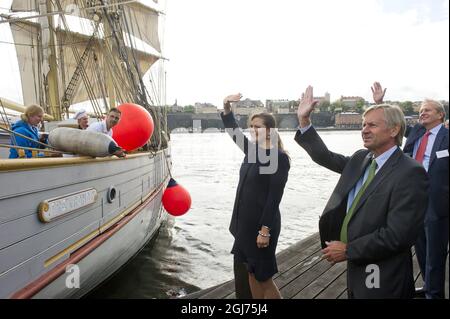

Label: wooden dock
[184,233,448,299]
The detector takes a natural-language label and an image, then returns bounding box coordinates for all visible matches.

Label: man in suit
[295,86,429,298]
[373,83,449,299]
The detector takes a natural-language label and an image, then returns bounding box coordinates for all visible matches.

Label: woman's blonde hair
[21,104,44,123]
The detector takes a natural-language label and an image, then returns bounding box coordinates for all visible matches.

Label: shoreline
[170,127,361,134]
[280,127,361,132]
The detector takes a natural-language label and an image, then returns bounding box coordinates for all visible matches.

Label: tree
[399,101,414,115]
[183,105,195,113]
[355,99,365,114]
[331,100,345,113]
[319,100,331,112]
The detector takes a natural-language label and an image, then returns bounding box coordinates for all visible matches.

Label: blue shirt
[298,123,312,134]
[412,123,442,172]
[298,124,399,213]
[346,145,398,212]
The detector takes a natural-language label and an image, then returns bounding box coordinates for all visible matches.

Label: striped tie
[340,159,378,244]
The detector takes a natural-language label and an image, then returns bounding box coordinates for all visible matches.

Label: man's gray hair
[422,99,446,123]
[363,104,406,146]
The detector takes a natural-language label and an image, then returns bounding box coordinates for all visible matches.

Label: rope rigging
[1,0,169,155]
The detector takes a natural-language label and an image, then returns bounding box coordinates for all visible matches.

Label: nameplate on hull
[38,188,98,222]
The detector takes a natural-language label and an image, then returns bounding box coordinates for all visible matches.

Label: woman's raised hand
[223,93,243,114]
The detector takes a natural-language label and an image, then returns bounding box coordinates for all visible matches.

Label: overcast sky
[1,0,448,107]
[163,0,449,106]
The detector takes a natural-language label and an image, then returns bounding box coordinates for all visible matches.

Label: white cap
[74,109,88,120]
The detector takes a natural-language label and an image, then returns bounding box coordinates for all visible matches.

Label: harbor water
[87,130,363,298]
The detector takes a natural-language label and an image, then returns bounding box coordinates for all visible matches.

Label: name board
[38,188,98,222]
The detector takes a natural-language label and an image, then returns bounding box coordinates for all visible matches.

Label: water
[87,130,363,298]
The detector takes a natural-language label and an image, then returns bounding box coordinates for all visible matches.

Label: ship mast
[103,15,116,110]
[39,0,61,120]
[5,0,166,124]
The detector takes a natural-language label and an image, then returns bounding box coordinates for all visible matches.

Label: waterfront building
[335,112,362,129]
[194,102,218,114]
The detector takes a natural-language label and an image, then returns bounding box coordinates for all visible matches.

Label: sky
[163,0,449,106]
[1,0,449,108]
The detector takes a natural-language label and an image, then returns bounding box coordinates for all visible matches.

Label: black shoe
[414,287,426,299]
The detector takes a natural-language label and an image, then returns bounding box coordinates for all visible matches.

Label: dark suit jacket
[295,127,429,298]
[222,112,290,260]
[403,124,449,221]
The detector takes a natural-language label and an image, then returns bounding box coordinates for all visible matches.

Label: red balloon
[113,103,154,151]
[162,179,191,216]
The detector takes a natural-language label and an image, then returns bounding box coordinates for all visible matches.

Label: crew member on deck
[87,108,121,137]
[87,108,125,157]
[9,104,48,159]
[74,109,89,130]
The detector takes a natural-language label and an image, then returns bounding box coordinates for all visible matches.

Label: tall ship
[0,0,171,298]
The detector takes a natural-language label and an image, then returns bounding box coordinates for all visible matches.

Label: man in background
[373,82,449,299]
[296,85,428,298]
[87,108,125,157]
[87,108,121,137]
[74,109,89,130]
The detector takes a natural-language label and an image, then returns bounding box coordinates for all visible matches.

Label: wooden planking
[276,238,322,274]
[337,289,348,299]
[187,284,223,299]
[274,248,323,290]
[186,234,322,299]
[315,270,347,299]
[195,233,322,299]
[292,261,347,299]
[275,233,321,265]
[198,280,235,299]
[184,233,448,299]
[222,235,323,300]
[279,258,333,299]
[412,250,424,288]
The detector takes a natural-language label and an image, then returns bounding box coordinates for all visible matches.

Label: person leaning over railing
[9,104,49,159]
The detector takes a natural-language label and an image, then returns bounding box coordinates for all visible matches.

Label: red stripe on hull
[11,179,168,299]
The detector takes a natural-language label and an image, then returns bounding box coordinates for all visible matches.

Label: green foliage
[399,101,414,115]
[355,99,365,113]
[319,100,331,112]
[183,105,195,113]
[331,100,345,113]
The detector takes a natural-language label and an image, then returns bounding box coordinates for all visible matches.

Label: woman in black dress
[221,93,290,299]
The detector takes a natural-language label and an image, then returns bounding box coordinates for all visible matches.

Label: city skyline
[174,95,447,108]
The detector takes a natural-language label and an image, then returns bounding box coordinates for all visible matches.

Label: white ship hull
[0,150,171,298]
